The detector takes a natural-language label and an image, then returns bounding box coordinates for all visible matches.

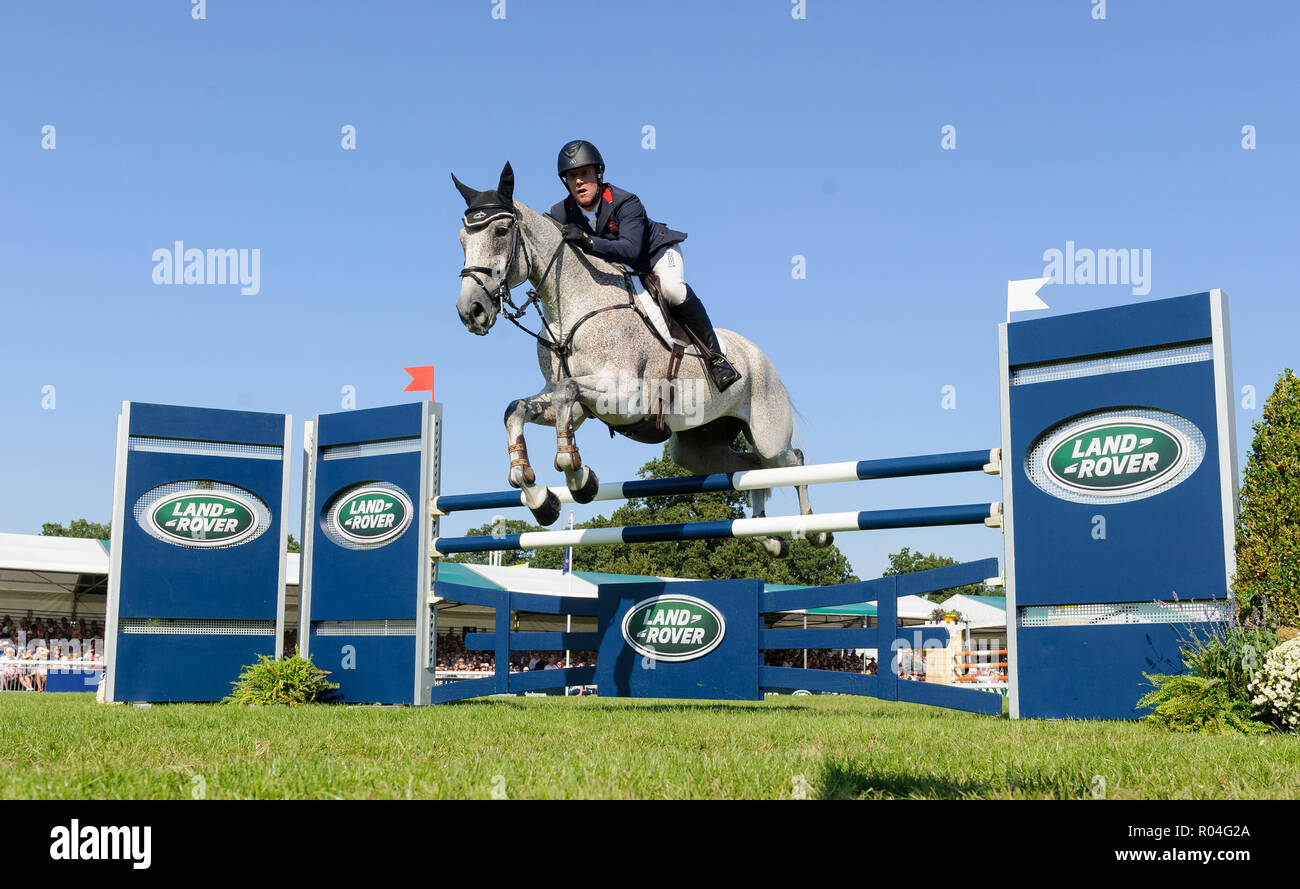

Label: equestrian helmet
[557,140,604,182]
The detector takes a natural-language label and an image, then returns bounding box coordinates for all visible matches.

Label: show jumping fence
[104,290,1241,720]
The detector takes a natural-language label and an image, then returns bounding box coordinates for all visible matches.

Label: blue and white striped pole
[430,449,1000,517]
[432,502,1002,557]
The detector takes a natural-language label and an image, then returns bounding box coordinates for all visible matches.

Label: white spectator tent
[934,593,1007,630]
[0,532,112,621]
[761,591,942,628]
[451,563,607,599]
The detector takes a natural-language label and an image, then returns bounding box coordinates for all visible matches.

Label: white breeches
[651,246,689,306]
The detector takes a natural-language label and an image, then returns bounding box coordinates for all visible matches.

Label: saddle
[601,271,714,444]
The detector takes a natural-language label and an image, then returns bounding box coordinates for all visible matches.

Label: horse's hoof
[760,536,790,559]
[811,531,833,548]
[569,467,600,504]
[508,465,536,489]
[529,489,562,527]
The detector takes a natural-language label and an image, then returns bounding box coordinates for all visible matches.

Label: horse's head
[452,161,525,335]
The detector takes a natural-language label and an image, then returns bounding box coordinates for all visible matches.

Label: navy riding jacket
[549,183,687,274]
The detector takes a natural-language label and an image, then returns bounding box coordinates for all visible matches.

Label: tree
[1234,368,1300,627]
[287,533,301,553]
[881,546,993,603]
[442,445,857,586]
[41,519,110,539]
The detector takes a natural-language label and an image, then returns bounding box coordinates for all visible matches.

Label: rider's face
[564,165,600,208]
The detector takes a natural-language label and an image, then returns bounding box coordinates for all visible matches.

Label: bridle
[457,207,637,378]
[459,209,565,344]
[462,210,574,353]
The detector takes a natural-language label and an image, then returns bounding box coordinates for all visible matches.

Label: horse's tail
[790,413,805,459]
[788,395,809,463]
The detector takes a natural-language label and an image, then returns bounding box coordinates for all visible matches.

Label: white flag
[1007,276,1052,322]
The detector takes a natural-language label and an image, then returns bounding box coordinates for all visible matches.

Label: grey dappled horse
[452,162,830,557]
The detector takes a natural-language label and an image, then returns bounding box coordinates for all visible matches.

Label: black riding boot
[671,287,741,392]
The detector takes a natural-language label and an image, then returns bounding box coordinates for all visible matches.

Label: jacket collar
[592,184,615,234]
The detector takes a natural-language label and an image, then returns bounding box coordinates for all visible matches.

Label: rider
[549,140,741,392]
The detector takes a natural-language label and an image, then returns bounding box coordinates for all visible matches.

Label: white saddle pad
[627,274,725,357]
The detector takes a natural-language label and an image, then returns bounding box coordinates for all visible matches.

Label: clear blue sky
[2,1,1296,578]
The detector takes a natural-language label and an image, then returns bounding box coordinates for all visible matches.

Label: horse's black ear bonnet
[452,161,516,228]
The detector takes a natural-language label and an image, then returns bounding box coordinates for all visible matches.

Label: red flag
[403,365,435,400]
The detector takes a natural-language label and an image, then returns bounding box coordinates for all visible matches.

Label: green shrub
[1138,674,1264,734]
[226,654,339,705]
[1235,368,1300,627]
[1139,602,1278,734]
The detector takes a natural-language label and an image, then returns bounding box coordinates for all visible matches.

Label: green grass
[2,693,1298,799]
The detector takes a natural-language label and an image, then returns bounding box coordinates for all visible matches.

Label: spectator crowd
[1,614,104,692]
[434,633,883,676]
[433,632,596,674]
[2,613,103,645]
[763,649,878,673]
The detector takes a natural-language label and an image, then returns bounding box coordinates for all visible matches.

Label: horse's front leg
[505,388,562,526]
[551,375,607,504]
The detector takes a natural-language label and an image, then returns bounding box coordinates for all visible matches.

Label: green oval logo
[329,485,412,546]
[149,489,260,547]
[1044,417,1190,496]
[621,595,725,662]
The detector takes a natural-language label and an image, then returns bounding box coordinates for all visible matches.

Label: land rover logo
[1043,416,1191,496]
[148,489,260,547]
[621,595,725,662]
[328,485,412,546]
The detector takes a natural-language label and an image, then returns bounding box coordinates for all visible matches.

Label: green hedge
[1234,368,1300,627]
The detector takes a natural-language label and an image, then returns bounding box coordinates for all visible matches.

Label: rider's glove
[561,223,593,252]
